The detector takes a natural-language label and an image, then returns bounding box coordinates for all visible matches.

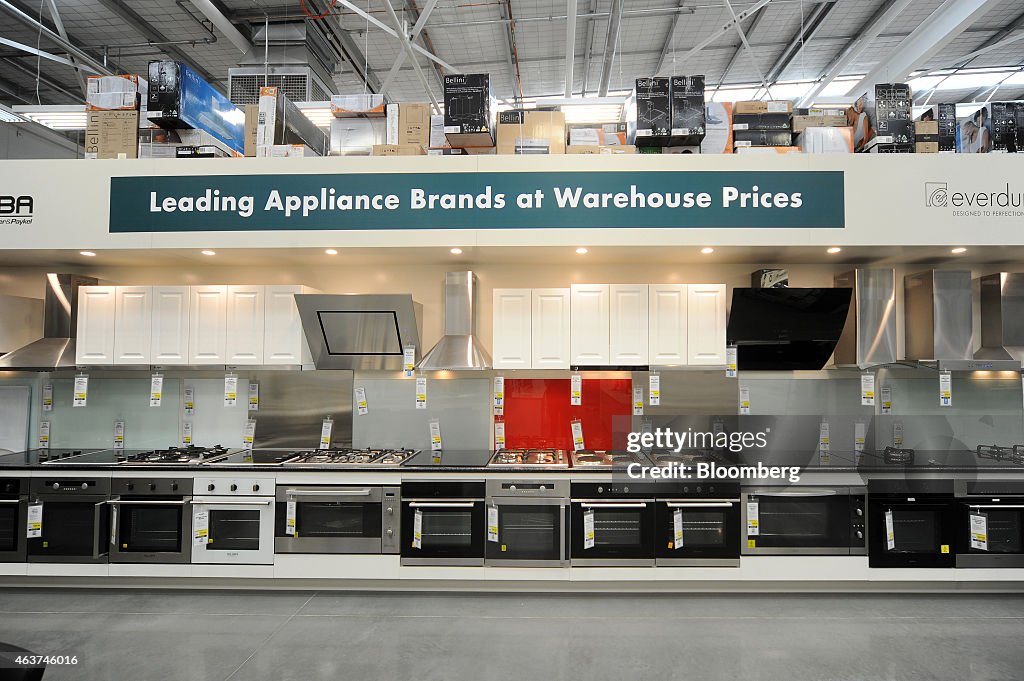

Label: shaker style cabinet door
[75,286,116,365]
[570,284,609,365]
[151,286,190,364]
[113,286,152,365]
[648,284,687,365]
[531,288,570,369]
[188,285,228,365]
[225,285,265,365]
[492,289,532,369]
[609,284,649,365]
[264,285,312,365]
[687,284,727,365]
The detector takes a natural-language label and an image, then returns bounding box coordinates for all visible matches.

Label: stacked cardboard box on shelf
[496,110,566,154]
[566,145,636,154]
[330,94,386,117]
[84,74,147,159]
[385,103,432,151]
[443,73,496,151]
[700,103,733,153]
[732,100,793,150]
[991,102,1018,152]
[630,77,671,147]
[567,123,628,146]
[916,103,958,151]
[330,118,386,155]
[797,127,853,153]
[866,83,914,153]
[256,86,328,157]
[669,76,706,147]
[914,120,939,154]
[373,144,426,156]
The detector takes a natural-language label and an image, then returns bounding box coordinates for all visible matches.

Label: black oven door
[655,500,740,566]
[957,501,1024,567]
[868,497,956,568]
[401,500,485,565]
[570,500,655,566]
[744,489,865,555]
[486,501,567,566]
[0,498,27,562]
[109,498,190,563]
[275,488,384,554]
[27,498,109,563]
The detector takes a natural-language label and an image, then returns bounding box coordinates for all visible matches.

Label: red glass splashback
[500,378,632,450]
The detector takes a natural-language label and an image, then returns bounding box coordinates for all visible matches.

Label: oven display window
[0,505,18,552]
[888,509,942,553]
[119,506,183,553]
[970,509,1023,554]
[292,502,381,539]
[207,509,261,551]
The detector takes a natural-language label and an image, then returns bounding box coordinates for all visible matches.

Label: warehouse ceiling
[0,0,1021,108]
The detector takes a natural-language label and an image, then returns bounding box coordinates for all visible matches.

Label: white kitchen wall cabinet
[225,285,265,365]
[188,285,228,365]
[264,285,314,365]
[687,284,727,365]
[151,286,190,365]
[113,286,152,365]
[570,284,610,365]
[75,286,116,365]
[492,289,532,370]
[648,284,687,365]
[609,284,649,365]
[531,288,570,369]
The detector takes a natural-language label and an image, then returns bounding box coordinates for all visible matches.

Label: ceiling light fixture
[450,247,463,255]
[700,247,715,254]
[827,247,842,254]
[575,247,588,254]
[951,247,967,254]
[325,248,338,255]
[79,251,96,257]
[201,250,216,256]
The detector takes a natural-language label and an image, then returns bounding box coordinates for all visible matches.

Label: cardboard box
[372,144,426,156]
[669,75,705,146]
[632,77,671,145]
[567,123,628,146]
[147,60,244,155]
[874,119,914,145]
[566,145,636,154]
[84,110,139,159]
[244,104,258,157]
[429,114,447,149]
[916,142,939,154]
[734,129,793,147]
[992,102,1018,150]
[733,112,792,131]
[797,127,853,154]
[428,148,467,155]
[915,120,939,135]
[86,74,147,111]
[661,145,701,154]
[329,117,386,155]
[734,100,793,115]
[386,103,431,148]
[256,86,327,156]
[496,110,566,154]
[735,146,802,155]
[175,145,223,158]
[792,115,847,133]
[700,102,733,154]
[258,144,316,158]
[443,73,496,148]
[330,94,386,117]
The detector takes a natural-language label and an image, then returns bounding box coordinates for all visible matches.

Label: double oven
[401,482,485,566]
[276,485,401,554]
[742,486,867,555]
[868,479,956,568]
[955,480,1024,568]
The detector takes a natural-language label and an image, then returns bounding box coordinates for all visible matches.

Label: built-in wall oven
[401,482,485,566]
[955,480,1024,568]
[868,479,956,568]
[27,478,110,563]
[109,477,192,564]
[742,486,867,555]
[570,482,656,566]
[485,480,569,567]
[656,482,741,567]
[275,485,400,554]
[0,478,28,562]
[191,477,275,565]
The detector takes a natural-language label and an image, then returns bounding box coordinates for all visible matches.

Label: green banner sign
[109,170,845,232]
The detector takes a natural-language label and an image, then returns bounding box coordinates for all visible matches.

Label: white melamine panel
[609,284,648,365]
[113,286,152,365]
[531,288,570,369]
[75,286,116,365]
[492,289,532,369]
[264,285,312,365]
[151,286,190,365]
[687,284,727,365]
[225,285,265,365]
[188,285,228,365]
[649,284,688,365]
[570,284,609,365]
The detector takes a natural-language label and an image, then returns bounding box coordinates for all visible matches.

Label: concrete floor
[0,589,1022,680]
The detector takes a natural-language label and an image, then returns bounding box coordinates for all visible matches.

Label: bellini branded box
[991,102,1018,151]
[669,76,706,146]
[443,73,496,149]
[631,77,671,146]
[146,60,245,155]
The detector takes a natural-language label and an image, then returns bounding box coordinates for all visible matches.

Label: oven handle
[193,499,273,506]
[107,499,192,505]
[579,502,648,509]
[664,501,737,508]
[0,499,21,504]
[748,489,839,497]
[406,502,477,508]
[285,489,374,497]
[92,500,107,559]
[968,504,1024,509]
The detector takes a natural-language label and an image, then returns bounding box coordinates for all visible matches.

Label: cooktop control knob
[856,530,864,539]
[149,483,157,491]
[81,483,88,490]
[386,506,394,515]
[598,487,604,494]
[230,484,238,492]
[171,483,178,491]
[52,482,59,490]
[856,508,864,517]
[208,483,215,491]
[252,484,260,492]
[509,485,517,491]
[540,485,547,491]
[386,529,394,537]
[127,483,135,491]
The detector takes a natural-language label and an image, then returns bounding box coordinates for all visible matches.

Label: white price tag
[429,419,442,451]
[583,509,595,549]
[746,500,759,536]
[893,422,904,447]
[150,374,163,407]
[42,384,53,412]
[415,377,427,409]
[73,375,88,408]
[224,375,238,407]
[673,508,684,549]
[861,373,875,406]
[493,376,505,416]
[182,421,193,446]
[570,374,582,406]
[632,387,644,416]
[880,386,892,414]
[726,346,738,378]
[184,386,195,415]
[319,418,333,450]
[571,420,584,451]
[854,421,866,465]
[27,502,42,538]
[494,420,506,450]
[412,509,422,549]
[286,500,297,536]
[487,505,499,543]
[970,513,988,551]
[649,373,660,406]
[193,510,209,545]
[739,386,751,414]
[242,418,256,450]
[354,386,368,415]
[38,421,50,449]
[885,509,895,550]
[939,371,952,407]
[403,345,416,377]
[818,421,830,465]
[248,383,260,412]
[640,420,654,452]
[113,420,125,449]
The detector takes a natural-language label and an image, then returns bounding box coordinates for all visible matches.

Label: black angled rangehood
[726,288,853,370]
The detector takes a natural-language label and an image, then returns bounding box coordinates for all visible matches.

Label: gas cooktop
[569,450,651,468]
[647,449,725,466]
[285,448,420,467]
[976,445,1024,465]
[488,448,569,469]
[121,445,231,465]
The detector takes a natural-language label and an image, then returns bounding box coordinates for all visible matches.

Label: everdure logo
[925,182,948,207]
[0,194,33,225]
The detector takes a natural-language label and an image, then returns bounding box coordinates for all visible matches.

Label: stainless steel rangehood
[294,293,422,370]
[0,273,97,371]
[833,269,897,368]
[418,271,492,370]
[974,272,1024,368]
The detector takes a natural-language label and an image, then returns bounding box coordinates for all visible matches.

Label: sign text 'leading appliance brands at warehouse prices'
[109,171,845,232]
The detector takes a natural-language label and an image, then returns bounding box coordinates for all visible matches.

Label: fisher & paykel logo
[925,182,948,207]
[0,193,34,225]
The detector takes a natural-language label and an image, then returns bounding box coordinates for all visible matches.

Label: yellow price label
[941,545,950,554]
[747,539,756,548]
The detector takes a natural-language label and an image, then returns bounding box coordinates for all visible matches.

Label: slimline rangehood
[0,273,97,371]
[294,293,422,370]
[973,272,1024,370]
[418,271,492,370]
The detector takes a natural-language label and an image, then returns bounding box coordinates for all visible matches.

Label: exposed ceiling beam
[0,36,102,74]
[380,0,440,96]
[0,0,113,75]
[187,0,252,54]
[334,27,382,93]
[762,0,837,85]
[335,0,457,73]
[958,9,1024,102]
[670,0,776,74]
[564,0,577,97]
[597,0,623,96]
[0,73,33,104]
[499,0,524,103]
[43,0,87,96]
[380,0,440,111]
[3,56,84,102]
[403,0,445,89]
[713,6,768,95]
[579,0,597,95]
[654,0,689,77]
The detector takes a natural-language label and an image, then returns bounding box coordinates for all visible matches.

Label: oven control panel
[113,478,194,495]
[851,495,867,543]
[194,477,275,496]
[381,486,401,554]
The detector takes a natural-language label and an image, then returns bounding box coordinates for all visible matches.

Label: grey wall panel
[248,371,353,449]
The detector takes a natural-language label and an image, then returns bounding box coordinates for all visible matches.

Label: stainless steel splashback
[833,269,897,367]
[976,272,1024,363]
[249,370,353,448]
[904,270,972,361]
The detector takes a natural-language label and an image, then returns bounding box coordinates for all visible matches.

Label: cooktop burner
[568,450,650,468]
[121,445,230,465]
[488,449,569,468]
[978,445,1024,465]
[286,448,419,466]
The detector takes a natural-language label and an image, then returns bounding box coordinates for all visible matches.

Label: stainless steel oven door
[0,497,27,562]
[275,486,393,554]
[655,499,741,567]
[26,496,109,564]
[108,498,192,564]
[570,499,655,566]
[957,502,1024,568]
[743,488,866,556]
[485,497,568,567]
[191,497,274,565]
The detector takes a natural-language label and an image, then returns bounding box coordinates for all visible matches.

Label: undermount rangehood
[418,271,492,370]
[0,273,97,371]
[974,272,1024,369]
[726,287,852,370]
[294,293,422,370]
